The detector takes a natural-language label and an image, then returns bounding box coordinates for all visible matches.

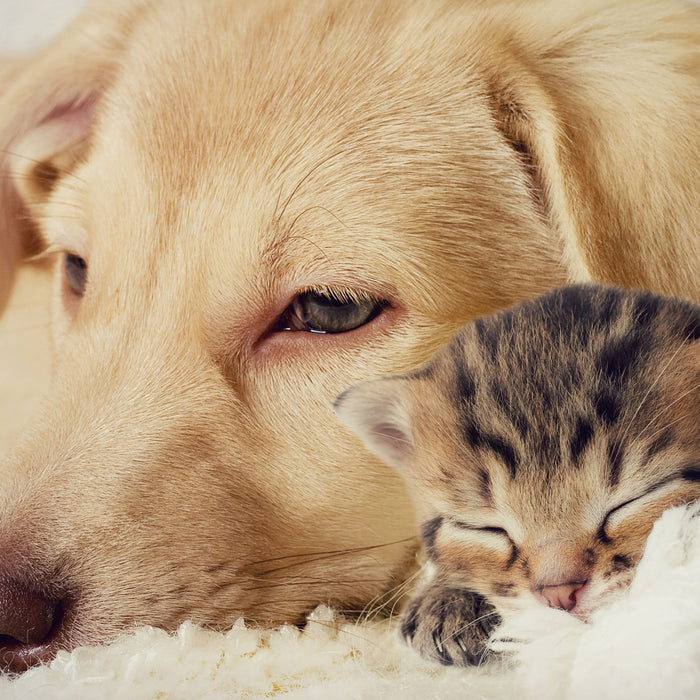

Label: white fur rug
[0,503,696,700]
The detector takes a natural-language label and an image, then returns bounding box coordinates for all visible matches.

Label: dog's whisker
[245,536,416,575]
[295,618,388,652]
[241,578,389,592]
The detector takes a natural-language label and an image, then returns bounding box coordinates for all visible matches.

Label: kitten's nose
[536,581,587,611]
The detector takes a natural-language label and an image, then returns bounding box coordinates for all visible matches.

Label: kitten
[334,284,700,666]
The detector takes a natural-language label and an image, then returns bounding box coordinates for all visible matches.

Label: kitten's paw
[400,584,500,666]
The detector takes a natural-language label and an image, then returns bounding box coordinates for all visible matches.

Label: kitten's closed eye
[599,476,699,543]
[451,521,509,539]
[444,519,519,570]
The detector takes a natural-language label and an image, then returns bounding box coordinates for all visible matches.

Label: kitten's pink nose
[536,581,587,611]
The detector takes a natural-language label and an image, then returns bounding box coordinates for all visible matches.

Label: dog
[0,0,698,672]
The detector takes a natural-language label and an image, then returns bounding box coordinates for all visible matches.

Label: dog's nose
[0,578,60,671]
[0,578,57,644]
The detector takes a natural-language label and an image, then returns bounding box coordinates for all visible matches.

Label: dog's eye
[64,253,87,296]
[277,289,386,334]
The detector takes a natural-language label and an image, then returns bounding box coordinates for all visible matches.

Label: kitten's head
[335,285,700,619]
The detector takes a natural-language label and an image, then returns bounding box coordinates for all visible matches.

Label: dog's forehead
[56,0,563,327]
[100,3,496,188]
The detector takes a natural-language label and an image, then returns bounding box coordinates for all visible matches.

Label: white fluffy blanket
[1,503,697,700]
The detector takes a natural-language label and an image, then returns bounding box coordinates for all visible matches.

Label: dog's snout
[0,578,62,672]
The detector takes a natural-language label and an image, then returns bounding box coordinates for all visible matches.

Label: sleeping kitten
[334,284,700,666]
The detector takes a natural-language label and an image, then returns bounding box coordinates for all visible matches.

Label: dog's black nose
[0,578,60,672]
[0,578,56,644]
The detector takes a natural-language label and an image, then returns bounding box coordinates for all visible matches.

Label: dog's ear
[484,1,700,300]
[0,2,145,313]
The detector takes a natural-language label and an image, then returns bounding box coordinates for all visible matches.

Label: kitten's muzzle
[534,580,588,612]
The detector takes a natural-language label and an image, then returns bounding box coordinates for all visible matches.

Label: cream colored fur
[0,0,698,658]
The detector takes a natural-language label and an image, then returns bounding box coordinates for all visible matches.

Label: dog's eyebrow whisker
[271,181,284,222]
[25,247,63,264]
[288,205,352,236]
[0,148,88,186]
[0,148,60,169]
[275,148,347,224]
[284,233,335,268]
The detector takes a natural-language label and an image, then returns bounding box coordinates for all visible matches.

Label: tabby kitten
[334,284,700,666]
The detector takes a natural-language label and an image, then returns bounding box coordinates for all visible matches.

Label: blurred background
[0,0,87,52]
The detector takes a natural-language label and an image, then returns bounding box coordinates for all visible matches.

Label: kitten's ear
[0,1,146,313]
[333,378,414,471]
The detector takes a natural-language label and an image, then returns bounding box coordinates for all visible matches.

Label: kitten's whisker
[444,609,500,644]
[357,562,426,624]
[299,618,387,653]
[439,606,500,666]
[357,569,413,621]
[611,332,693,465]
[643,413,690,445]
[632,381,700,447]
[386,565,427,617]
